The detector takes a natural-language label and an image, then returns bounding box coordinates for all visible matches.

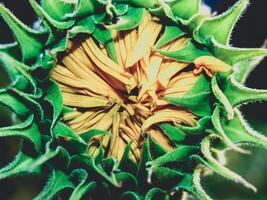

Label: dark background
[0,0,266,199]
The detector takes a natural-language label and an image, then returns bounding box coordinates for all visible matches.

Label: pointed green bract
[195,0,249,45]
[0,4,46,62]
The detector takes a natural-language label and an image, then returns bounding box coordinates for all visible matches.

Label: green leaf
[44,80,63,127]
[106,7,145,30]
[0,4,46,62]
[221,108,267,149]
[199,135,257,192]
[155,25,185,48]
[92,26,119,63]
[159,123,186,144]
[0,91,30,117]
[53,122,86,144]
[233,56,265,84]
[211,106,248,153]
[210,37,267,65]
[69,16,96,38]
[0,152,39,180]
[41,0,76,21]
[145,188,167,200]
[69,169,96,200]
[29,0,75,30]
[224,76,267,107]
[0,52,37,93]
[34,169,74,200]
[167,74,212,116]
[0,115,41,151]
[155,40,211,63]
[195,0,248,45]
[211,76,234,120]
[169,0,201,20]
[119,143,138,174]
[146,146,197,168]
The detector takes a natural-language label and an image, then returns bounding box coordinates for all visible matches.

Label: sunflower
[0,0,267,199]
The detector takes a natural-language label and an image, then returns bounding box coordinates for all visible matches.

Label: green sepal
[0,42,21,60]
[233,56,265,84]
[145,188,168,200]
[220,108,267,149]
[115,0,158,9]
[148,136,168,159]
[211,76,234,119]
[119,142,138,174]
[159,123,186,144]
[41,0,76,21]
[115,172,138,191]
[0,52,38,94]
[121,191,142,200]
[167,74,212,117]
[224,76,267,108]
[149,1,176,23]
[80,129,110,144]
[76,0,99,17]
[0,115,41,151]
[210,37,267,65]
[211,106,248,153]
[178,116,211,136]
[0,91,30,117]
[69,169,96,200]
[0,152,40,180]
[44,80,63,127]
[154,25,185,48]
[0,4,47,62]
[169,0,201,21]
[155,40,211,63]
[34,169,74,200]
[146,146,197,168]
[71,155,120,187]
[69,16,96,38]
[53,122,86,145]
[194,0,248,45]
[106,7,145,30]
[92,26,119,63]
[29,0,75,30]
[197,135,257,192]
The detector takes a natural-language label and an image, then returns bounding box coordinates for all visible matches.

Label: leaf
[167,74,212,116]
[69,169,96,200]
[211,106,248,153]
[53,122,86,144]
[211,76,234,120]
[169,0,201,20]
[29,0,75,30]
[155,25,185,48]
[0,115,41,151]
[44,80,63,127]
[41,0,76,21]
[199,135,257,192]
[119,143,138,174]
[159,123,186,144]
[146,146,197,168]
[106,7,145,30]
[224,76,267,107]
[0,152,39,180]
[221,108,267,149]
[92,26,118,63]
[34,169,74,200]
[145,188,167,200]
[69,16,96,38]
[155,40,211,63]
[210,37,267,65]
[0,4,46,62]
[195,0,249,45]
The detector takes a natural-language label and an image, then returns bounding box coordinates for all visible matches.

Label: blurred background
[0,0,266,199]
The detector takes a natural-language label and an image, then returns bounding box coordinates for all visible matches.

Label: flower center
[51,12,199,162]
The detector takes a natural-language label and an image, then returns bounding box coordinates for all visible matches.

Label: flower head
[0,0,267,199]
